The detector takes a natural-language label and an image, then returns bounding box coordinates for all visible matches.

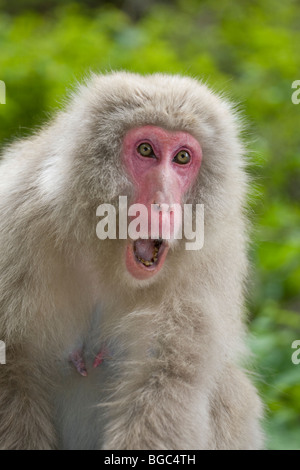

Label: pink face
[122,125,202,280]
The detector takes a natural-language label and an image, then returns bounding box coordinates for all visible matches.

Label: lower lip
[125,241,169,280]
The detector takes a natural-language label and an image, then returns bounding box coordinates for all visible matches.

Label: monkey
[0,72,264,450]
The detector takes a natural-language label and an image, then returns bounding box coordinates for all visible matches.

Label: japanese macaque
[0,72,263,450]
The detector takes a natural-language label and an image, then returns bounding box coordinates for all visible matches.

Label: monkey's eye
[137,143,154,157]
[173,150,190,165]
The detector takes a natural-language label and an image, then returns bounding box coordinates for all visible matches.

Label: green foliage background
[0,0,299,450]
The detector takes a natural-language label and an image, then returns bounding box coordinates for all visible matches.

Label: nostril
[152,201,170,213]
[152,191,169,210]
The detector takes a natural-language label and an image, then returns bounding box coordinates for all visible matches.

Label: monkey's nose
[153,203,171,213]
[152,191,172,211]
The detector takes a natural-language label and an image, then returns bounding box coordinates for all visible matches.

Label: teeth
[137,257,154,266]
[136,242,161,267]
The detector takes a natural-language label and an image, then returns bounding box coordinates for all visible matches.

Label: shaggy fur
[0,72,263,449]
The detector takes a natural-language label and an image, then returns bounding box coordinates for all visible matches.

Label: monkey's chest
[53,307,117,450]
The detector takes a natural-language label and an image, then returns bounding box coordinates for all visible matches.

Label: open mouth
[125,238,169,280]
[134,238,163,267]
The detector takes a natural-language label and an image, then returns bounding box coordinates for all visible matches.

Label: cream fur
[0,72,263,449]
